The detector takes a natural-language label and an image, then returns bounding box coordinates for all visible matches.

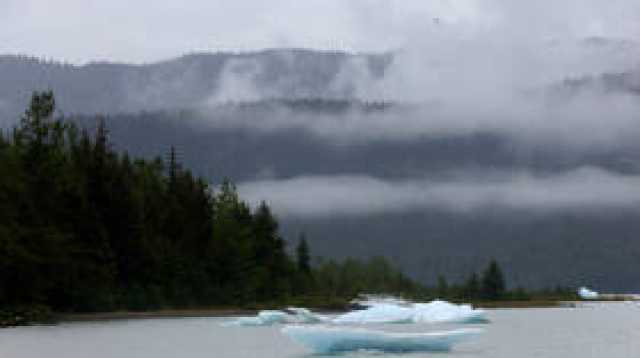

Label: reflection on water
[1,303,639,358]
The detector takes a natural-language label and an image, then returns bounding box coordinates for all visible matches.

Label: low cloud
[188,0,640,149]
[196,89,640,149]
[238,167,640,217]
[209,58,265,103]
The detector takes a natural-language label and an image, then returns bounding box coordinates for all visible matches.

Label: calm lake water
[1,303,639,357]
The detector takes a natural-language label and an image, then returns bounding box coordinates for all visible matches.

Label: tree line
[0,92,423,314]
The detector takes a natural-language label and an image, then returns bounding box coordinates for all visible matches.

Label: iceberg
[333,300,488,325]
[282,325,482,354]
[578,287,599,300]
[224,308,326,326]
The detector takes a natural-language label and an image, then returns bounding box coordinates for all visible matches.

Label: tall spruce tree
[437,275,449,298]
[296,233,311,275]
[463,272,480,300]
[481,259,506,300]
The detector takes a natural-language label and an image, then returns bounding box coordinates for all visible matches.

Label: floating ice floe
[224,308,326,326]
[578,287,599,300]
[282,325,482,354]
[333,300,488,325]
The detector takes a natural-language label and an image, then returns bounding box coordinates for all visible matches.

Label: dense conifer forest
[0,92,423,316]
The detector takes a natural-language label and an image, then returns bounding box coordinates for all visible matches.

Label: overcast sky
[2,0,640,63]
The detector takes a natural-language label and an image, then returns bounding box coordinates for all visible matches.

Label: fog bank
[238,168,640,217]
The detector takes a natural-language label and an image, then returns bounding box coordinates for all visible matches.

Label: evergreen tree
[481,260,506,300]
[296,233,311,275]
[293,233,313,296]
[167,145,180,191]
[252,201,293,300]
[437,275,449,298]
[463,272,480,300]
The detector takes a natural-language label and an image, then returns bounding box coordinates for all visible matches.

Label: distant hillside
[0,50,392,124]
[3,48,640,126]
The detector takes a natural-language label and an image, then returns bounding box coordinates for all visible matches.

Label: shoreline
[55,300,577,323]
[57,308,259,323]
[6,299,635,326]
[473,300,573,309]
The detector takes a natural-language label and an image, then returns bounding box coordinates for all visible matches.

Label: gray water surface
[1,303,639,357]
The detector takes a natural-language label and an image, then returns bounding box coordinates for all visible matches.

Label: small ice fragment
[225,310,289,326]
[224,308,326,326]
[282,325,482,354]
[578,287,599,300]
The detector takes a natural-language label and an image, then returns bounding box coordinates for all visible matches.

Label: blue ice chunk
[282,325,482,354]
